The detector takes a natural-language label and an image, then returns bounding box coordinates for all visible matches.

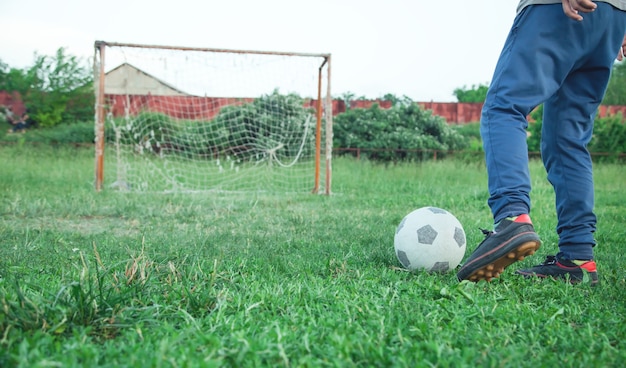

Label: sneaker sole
[463,240,541,282]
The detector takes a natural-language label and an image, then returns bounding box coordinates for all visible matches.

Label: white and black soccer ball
[394,207,466,273]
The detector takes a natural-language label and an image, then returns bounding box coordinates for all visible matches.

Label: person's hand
[617,35,626,61]
[561,0,597,21]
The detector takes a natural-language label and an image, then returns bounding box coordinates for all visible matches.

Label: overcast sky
[0,0,521,102]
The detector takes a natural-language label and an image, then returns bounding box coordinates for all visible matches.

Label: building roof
[102,63,189,96]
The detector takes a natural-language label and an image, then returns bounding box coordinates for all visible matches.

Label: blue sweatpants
[481,3,626,260]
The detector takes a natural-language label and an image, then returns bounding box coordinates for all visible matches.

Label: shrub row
[2,102,625,162]
[110,94,315,161]
[332,103,468,161]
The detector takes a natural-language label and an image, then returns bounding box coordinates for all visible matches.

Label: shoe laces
[472,228,495,251]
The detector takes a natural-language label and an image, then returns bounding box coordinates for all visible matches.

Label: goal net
[93,41,332,194]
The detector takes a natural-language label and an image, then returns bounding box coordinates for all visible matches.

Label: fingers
[561,0,597,21]
[574,0,598,12]
[562,2,583,21]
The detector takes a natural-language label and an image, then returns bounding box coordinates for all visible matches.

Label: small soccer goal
[93,41,332,194]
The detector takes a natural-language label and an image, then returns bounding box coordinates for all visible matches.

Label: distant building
[98,63,189,96]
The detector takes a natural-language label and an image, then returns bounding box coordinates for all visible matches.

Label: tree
[453,83,489,103]
[381,93,413,107]
[457,60,626,105]
[337,91,356,110]
[0,61,31,93]
[0,48,94,127]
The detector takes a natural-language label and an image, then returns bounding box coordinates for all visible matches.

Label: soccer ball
[394,207,466,273]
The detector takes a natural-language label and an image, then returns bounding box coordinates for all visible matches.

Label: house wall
[105,94,254,120]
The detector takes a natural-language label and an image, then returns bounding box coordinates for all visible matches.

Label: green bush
[333,102,468,161]
[107,91,316,161]
[208,91,316,160]
[589,113,626,161]
[0,120,94,144]
[526,105,626,161]
[110,112,179,153]
[451,122,482,151]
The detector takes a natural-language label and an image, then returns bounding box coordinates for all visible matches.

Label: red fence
[102,96,484,124]
[416,102,483,124]
[3,90,626,124]
[104,96,626,124]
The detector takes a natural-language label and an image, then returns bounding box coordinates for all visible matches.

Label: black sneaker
[457,214,541,282]
[516,255,599,285]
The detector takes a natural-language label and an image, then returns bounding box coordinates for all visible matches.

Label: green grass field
[1,145,625,367]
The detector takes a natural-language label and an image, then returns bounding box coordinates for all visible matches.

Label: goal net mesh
[94,42,331,194]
